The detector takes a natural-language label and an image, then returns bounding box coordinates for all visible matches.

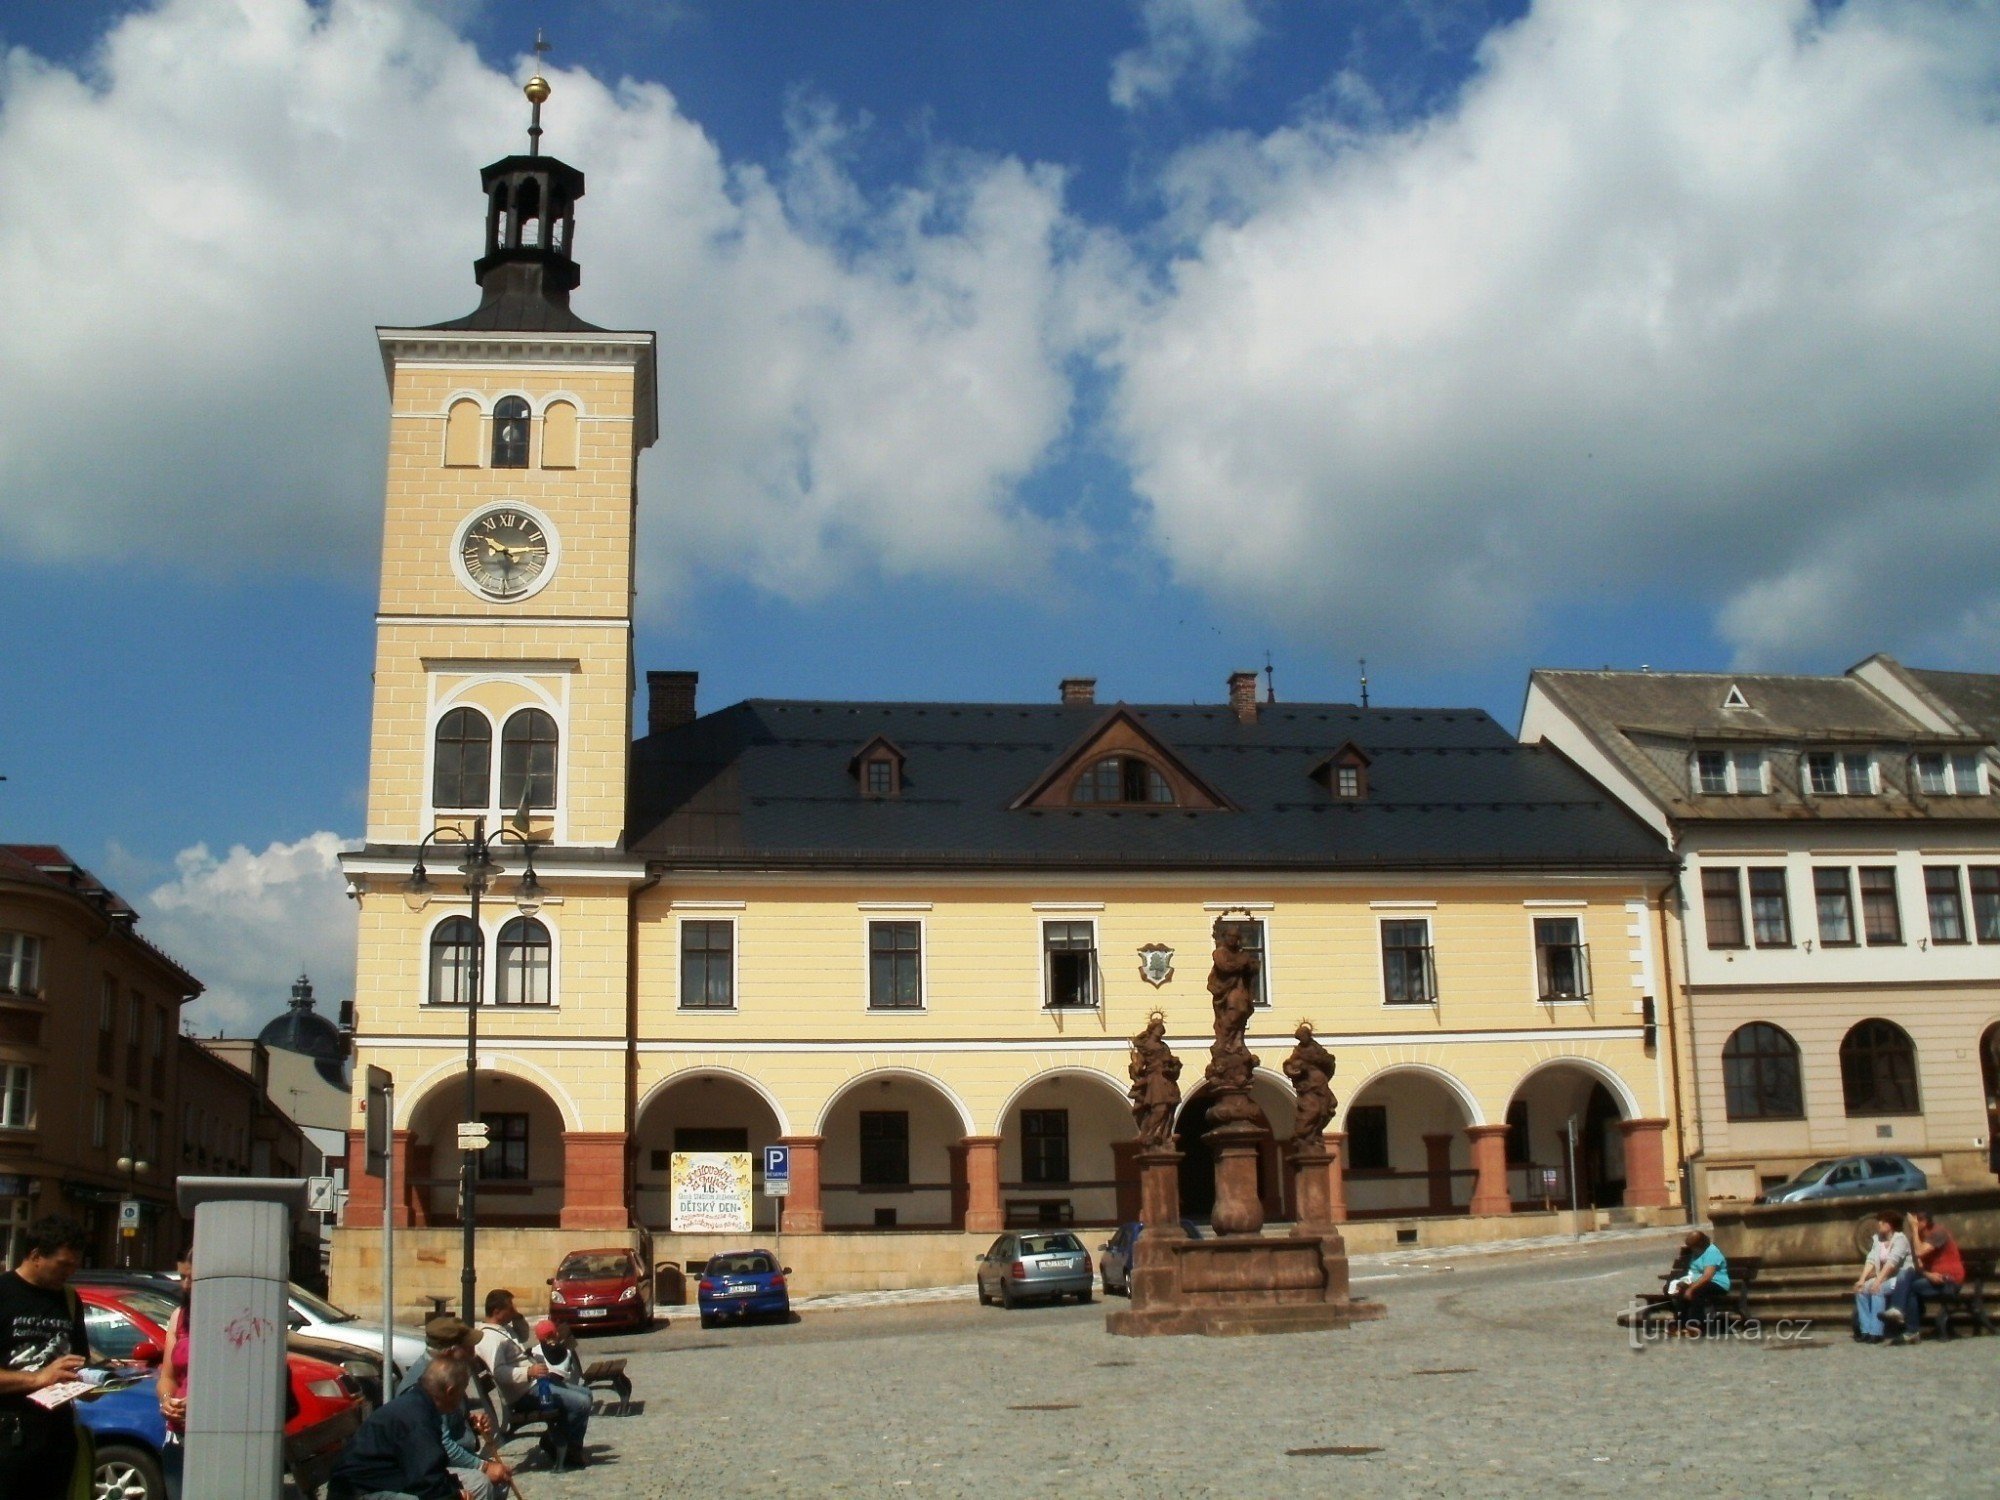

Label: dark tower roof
[427,72,603,334]
[257,974,349,1087]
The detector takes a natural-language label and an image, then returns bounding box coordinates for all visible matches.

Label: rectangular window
[1914,751,1985,796]
[1336,765,1361,797]
[1926,867,1967,944]
[1021,1109,1070,1185]
[0,1066,31,1130]
[864,760,893,796]
[1971,867,2000,943]
[1806,752,1876,796]
[1806,752,1839,796]
[0,933,41,996]
[1215,918,1269,1006]
[1532,917,1590,1001]
[1043,922,1098,1009]
[127,993,142,1046]
[477,1112,529,1181]
[867,921,923,1010]
[1346,1104,1389,1171]
[1380,919,1437,1005]
[1859,867,1902,945]
[679,920,736,1010]
[149,1010,164,1058]
[1695,750,1729,794]
[92,1092,108,1148]
[858,1111,909,1187]
[1701,868,1745,948]
[1694,750,1765,794]
[1814,868,1856,946]
[99,979,115,1032]
[1748,869,1791,947]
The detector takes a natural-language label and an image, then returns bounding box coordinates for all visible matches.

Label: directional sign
[762,1145,790,1182]
[364,1066,393,1179]
[456,1121,491,1151]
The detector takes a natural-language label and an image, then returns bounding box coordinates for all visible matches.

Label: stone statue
[1282,1022,1338,1145]
[1203,920,1260,1091]
[1127,1013,1183,1148]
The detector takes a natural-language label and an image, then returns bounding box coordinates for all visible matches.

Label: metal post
[462,829,483,1327]
[1565,1116,1580,1217]
[381,1076,397,1400]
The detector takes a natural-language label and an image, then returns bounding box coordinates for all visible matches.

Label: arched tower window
[432,708,492,809]
[1071,755,1173,805]
[541,400,578,468]
[492,396,531,469]
[1840,1018,1921,1116]
[428,917,478,1007]
[500,709,559,811]
[495,917,552,1006]
[1721,1022,1804,1120]
[444,399,481,467]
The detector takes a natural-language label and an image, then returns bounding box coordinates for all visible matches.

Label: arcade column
[1618,1118,1672,1209]
[1465,1124,1514,1217]
[778,1135,824,1232]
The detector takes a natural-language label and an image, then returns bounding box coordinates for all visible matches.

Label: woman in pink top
[155,1251,192,1500]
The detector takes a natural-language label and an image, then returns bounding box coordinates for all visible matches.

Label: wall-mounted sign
[670,1152,751,1233]
[1137,944,1175,987]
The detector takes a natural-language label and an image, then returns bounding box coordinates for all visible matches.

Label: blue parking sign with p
[763,1145,790,1182]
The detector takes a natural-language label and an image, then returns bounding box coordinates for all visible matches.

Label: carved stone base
[1107,1227,1385,1338]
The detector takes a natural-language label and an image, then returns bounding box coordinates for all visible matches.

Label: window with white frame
[495,916,553,1005]
[0,1066,31,1129]
[1693,748,1766,795]
[1380,919,1437,1005]
[1748,868,1793,947]
[1805,751,1876,796]
[1043,921,1099,1009]
[0,933,40,996]
[1214,917,1269,1006]
[1925,867,1968,944]
[427,917,478,1006]
[1913,751,1985,796]
[1532,917,1590,1001]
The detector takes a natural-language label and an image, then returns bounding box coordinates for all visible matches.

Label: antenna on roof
[1358,657,1370,709]
[1263,650,1276,704]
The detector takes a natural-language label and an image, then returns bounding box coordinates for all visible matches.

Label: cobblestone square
[493,1235,2000,1498]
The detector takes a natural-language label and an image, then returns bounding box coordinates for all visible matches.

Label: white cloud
[0,0,1091,610]
[139,832,356,1035]
[1108,0,2000,667]
[1111,0,1266,111]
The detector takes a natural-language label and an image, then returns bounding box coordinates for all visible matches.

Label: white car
[282,1283,430,1399]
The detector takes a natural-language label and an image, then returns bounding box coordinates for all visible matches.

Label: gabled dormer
[1009,706,1231,811]
[850,736,907,798]
[1309,741,1371,800]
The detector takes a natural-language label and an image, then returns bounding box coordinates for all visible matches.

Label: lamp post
[404,817,543,1324]
[114,1153,150,1268]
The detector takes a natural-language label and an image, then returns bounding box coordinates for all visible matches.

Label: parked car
[696,1249,792,1328]
[1756,1153,1928,1204]
[75,1271,412,1407]
[975,1231,1094,1308]
[1096,1219,1204,1296]
[74,1282,364,1500]
[548,1247,651,1334]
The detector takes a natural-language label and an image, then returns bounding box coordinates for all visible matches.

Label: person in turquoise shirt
[1669,1230,1730,1331]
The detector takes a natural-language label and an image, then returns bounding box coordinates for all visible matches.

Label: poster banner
[670,1152,752,1232]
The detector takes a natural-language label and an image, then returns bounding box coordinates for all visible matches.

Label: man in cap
[418,1314,511,1498]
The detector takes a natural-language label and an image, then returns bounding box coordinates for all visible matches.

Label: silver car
[1758,1153,1927,1204]
[975,1232,1094,1308]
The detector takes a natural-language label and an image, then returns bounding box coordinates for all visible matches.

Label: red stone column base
[779,1135,825,1233]
[961,1135,1004,1234]
[1619,1117,1672,1208]
[1466,1123,1514,1217]
[558,1132,630,1230]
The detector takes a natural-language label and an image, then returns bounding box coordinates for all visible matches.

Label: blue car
[696,1249,792,1328]
[1096,1219,1204,1296]
[76,1379,169,1500]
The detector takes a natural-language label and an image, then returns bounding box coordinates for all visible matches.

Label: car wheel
[95,1443,166,1500]
[699,1311,716,1329]
[1076,1286,1093,1304]
[977,1278,992,1306]
[1000,1279,1018,1309]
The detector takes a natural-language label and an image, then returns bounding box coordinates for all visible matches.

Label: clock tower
[341,73,655,1250]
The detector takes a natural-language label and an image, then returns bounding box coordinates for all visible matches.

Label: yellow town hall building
[336,106,1688,1304]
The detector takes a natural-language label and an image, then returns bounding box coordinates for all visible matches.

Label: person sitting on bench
[1893,1208,1964,1335]
[1666,1231,1731,1331]
[476,1290,591,1471]
[1853,1210,1913,1343]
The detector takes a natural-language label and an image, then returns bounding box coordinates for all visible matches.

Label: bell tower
[340,65,655,1251]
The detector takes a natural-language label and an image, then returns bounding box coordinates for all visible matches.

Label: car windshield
[559,1254,634,1280]
[1017,1234,1083,1255]
[1787,1160,1837,1187]
[290,1284,358,1324]
[707,1253,775,1276]
[119,1289,180,1326]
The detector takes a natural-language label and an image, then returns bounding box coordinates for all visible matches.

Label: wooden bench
[581,1356,632,1413]
[1004,1199,1074,1228]
[1623,1252,1761,1331]
[1916,1249,1998,1340]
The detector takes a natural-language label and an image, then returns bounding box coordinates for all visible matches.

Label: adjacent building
[1523,659,2000,1207]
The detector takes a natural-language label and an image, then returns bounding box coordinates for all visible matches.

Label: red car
[546,1247,651,1334]
[77,1283,363,1473]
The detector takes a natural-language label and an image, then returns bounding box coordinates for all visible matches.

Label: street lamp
[114,1154,150,1268]
[403,816,543,1324]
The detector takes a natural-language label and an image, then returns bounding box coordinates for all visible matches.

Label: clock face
[457,506,554,600]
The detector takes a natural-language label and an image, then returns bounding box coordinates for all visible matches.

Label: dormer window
[1805,751,1876,796]
[1309,743,1371,800]
[1913,751,1985,797]
[864,758,895,797]
[850,736,906,798]
[1336,765,1361,798]
[1693,748,1765,795]
[1071,755,1173,805]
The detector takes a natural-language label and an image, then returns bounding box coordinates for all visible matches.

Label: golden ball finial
[524,75,551,105]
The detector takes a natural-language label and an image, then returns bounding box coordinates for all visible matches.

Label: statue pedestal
[1107,1127,1384,1340]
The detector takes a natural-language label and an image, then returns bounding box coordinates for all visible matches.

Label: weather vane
[525,28,553,156]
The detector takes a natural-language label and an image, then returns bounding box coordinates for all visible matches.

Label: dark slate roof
[1909,668,2000,740]
[627,700,1671,872]
[423,294,605,335]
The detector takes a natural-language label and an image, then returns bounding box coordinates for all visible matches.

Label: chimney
[1228,670,1259,724]
[1060,677,1097,707]
[647,670,699,734]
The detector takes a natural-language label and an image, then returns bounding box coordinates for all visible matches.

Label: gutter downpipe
[626,865,662,1269]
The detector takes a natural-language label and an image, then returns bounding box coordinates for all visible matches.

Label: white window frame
[422,669,574,839]
[1378,915,1438,1007]
[418,909,563,1010]
[1529,915,1591,1004]
[1805,751,1877,796]
[1041,917,1101,1011]
[862,916,928,1013]
[1914,751,1987,797]
[0,933,41,997]
[1693,748,1767,795]
[677,914,740,1014]
[0,1065,32,1130]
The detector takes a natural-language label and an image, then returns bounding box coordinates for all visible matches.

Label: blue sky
[4,0,2000,1030]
